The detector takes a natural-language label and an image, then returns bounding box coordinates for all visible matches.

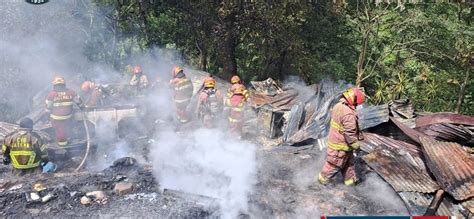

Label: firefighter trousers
[319,147,357,185]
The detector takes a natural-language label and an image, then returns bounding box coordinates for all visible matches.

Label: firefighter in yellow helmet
[226,75,249,102]
[197,76,223,128]
[226,83,248,136]
[45,76,82,146]
[2,118,56,176]
[129,65,149,94]
[169,66,194,123]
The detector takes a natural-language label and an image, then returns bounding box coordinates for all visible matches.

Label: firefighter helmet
[231,84,246,95]
[19,117,34,129]
[231,75,241,84]
[172,66,183,78]
[81,81,95,92]
[133,66,143,74]
[342,87,365,106]
[203,77,216,88]
[52,76,65,85]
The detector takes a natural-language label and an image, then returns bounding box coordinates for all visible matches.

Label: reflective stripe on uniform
[174,98,191,103]
[175,84,192,91]
[228,117,240,123]
[231,107,243,112]
[40,144,47,152]
[53,102,73,107]
[1,144,6,153]
[330,120,343,132]
[327,141,351,151]
[50,114,72,120]
[57,141,68,146]
[10,150,40,169]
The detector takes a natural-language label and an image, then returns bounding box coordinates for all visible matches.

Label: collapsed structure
[249,78,473,217]
[0,73,473,217]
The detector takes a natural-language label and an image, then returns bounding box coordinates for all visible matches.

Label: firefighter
[226,83,248,135]
[169,66,193,123]
[317,87,365,186]
[129,65,149,93]
[197,77,223,128]
[2,118,56,176]
[226,75,249,101]
[45,76,82,146]
[80,80,103,108]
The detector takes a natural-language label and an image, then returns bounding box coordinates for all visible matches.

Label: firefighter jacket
[45,88,81,120]
[170,76,193,107]
[198,88,223,117]
[2,128,48,169]
[327,98,362,151]
[226,86,250,102]
[81,88,102,107]
[130,74,149,89]
[226,94,246,124]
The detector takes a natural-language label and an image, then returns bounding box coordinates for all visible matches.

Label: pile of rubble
[0,157,215,217]
[249,78,473,217]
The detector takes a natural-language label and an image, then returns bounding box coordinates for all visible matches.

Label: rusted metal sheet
[419,137,474,201]
[251,89,300,111]
[417,123,473,146]
[390,99,416,128]
[398,192,463,216]
[361,132,421,157]
[390,117,429,144]
[358,104,390,130]
[462,198,474,214]
[416,113,474,127]
[363,147,439,193]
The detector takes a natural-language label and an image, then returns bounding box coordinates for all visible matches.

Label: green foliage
[81,1,472,115]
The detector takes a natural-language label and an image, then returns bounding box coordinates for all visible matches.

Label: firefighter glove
[350,141,360,150]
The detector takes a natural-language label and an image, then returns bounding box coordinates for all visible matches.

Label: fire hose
[75,111,91,172]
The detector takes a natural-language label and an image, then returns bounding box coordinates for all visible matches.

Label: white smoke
[150,128,257,218]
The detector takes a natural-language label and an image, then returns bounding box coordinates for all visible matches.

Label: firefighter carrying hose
[226,83,248,136]
[197,77,223,128]
[2,118,56,176]
[45,76,82,146]
[80,80,103,108]
[169,66,193,123]
[317,87,365,186]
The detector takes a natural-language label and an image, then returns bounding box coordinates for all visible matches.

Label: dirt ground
[0,140,409,218]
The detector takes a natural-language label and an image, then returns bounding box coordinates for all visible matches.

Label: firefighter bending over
[169,66,193,123]
[226,83,248,136]
[45,76,82,146]
[129,65,149,93]
[318,87,365,186]
[80,80,103,108]
[197,77,223,128]
[2,118,56,176]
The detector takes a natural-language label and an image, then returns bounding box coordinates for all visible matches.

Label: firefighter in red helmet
[169,66,193,123]
[129,65,149,93]
[317,87,365,186]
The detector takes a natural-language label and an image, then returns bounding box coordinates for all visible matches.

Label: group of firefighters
[2,65,365,187]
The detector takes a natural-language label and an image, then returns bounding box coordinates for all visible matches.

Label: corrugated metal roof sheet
[391,117,429,145]
[390,100,416,128]
[363,147,439,193]
[416,113,474,127]
[361,132,421,157]
[358,104,390,130]
[398,192,463,216]
[417,123,473,146]
[419,137,474,201]
[0,122,18,142]
[462,198,474,214]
